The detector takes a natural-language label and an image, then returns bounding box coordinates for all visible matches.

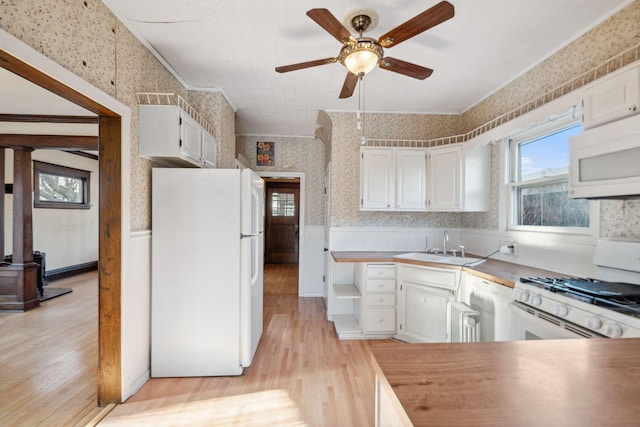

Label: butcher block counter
[370,338,640,426]
[331,251,562,288]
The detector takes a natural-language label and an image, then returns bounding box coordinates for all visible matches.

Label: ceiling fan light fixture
[338,40,383,76]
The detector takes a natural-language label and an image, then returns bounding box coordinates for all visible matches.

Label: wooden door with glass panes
[265,180,300,264]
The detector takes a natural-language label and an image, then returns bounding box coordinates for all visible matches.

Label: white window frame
[506,115,598,236]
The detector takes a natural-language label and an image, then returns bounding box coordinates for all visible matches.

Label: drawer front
[398,264,457,290]
[366,293,396,307]
[367,264,395,279]
[366,308,396,333]
[366,279,396,293]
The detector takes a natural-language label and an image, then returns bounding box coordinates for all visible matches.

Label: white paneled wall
[330,227,464,253]
[122,231,152,399]
[329,226,598,277]
[300,226,324,297]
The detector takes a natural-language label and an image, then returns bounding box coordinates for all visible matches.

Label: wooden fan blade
[379,57,433,80]
[307,9,356,44]
[275,58,337,73]
[378,1,454,48]
[339,72,359,99]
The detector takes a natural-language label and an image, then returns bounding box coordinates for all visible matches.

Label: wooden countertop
[371,339,640,426]
[331,251,564,288]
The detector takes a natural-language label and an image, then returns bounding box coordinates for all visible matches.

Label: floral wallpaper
[328,0,640,238]
[236,136,326,226]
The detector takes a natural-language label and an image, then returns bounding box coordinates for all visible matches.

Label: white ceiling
[1,1,632,139]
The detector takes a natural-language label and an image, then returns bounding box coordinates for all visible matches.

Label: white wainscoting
[121,230,151,399]
[329,227,463,252]
[460,228,597,278]
[300,226,325,297]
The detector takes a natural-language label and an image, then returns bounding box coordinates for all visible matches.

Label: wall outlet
[500,241,518,256]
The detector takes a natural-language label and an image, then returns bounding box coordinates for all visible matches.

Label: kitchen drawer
[399,264,457,290]
[366,308,396,332]
[367,264,395,279]
[366,293,396,307]
[366,279,396,293]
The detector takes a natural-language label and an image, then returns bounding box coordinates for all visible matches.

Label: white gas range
[511,239,640,340]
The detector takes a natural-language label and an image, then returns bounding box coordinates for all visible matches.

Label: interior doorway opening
[263,177,300,296]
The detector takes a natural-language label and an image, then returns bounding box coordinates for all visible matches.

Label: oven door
[510,302,603,340]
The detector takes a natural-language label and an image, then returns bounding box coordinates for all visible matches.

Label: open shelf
[333,284,361,299]
[332,314,362,339]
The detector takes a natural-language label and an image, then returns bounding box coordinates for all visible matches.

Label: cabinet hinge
[361,152,364,159]
[322,275,325,283]
[179,117,182,125]
[179,139,182,147]
[399,323,403,330]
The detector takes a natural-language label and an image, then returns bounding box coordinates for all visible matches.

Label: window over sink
[507,119,593,233]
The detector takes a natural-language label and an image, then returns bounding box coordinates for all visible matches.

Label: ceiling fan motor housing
[338,38,384,75]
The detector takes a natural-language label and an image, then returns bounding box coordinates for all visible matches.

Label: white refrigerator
[151,168,264,377]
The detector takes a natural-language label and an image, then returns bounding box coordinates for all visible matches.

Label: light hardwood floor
[0,271,104,426]
[99,263,387,426]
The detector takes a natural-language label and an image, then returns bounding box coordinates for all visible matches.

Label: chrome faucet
[443,230,449,255]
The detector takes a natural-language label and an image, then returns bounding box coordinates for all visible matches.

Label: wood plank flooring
[0,272,104,426]
[99,264,387,427]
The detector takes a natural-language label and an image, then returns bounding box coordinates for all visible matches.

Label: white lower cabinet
[354,263,397,337]
[396,264,458,343]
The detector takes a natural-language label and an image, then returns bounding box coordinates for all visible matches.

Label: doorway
[0,47,123,405]
[265,178,300,264]
[263,177,300,296]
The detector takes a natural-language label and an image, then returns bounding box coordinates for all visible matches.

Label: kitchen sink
[394,252,486,266]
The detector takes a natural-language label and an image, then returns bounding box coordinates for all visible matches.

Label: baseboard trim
[46,261,98,282]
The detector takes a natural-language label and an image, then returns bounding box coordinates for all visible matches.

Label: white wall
[4,150,99,270]
[300,225,324,297]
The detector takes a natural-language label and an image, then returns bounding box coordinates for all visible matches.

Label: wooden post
[0,148,4,261]
[10,147,38,310]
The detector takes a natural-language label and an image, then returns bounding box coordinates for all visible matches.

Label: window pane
[271,192,295,217]
[517,181,589,227]
[39,173,84,203]
[519,124,581,182]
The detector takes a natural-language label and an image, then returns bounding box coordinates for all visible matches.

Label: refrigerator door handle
[240,232,261,239]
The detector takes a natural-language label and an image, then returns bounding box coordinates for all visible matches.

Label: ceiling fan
[275,1,454,99]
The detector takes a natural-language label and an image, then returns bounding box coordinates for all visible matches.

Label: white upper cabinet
[139,104,218,168]
[360,148,395,210]
[428,145,461,211]
[428,143,491,212]
[202,131,218,168]
[395,149,428,210]
[360,147,427,211]
[582,64,640,130]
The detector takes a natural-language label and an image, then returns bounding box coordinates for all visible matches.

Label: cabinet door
[399,282,454,342]
[180,112,203,164]
[361,148,394,210]
[428,145,461,211]
[582,65,640,130]
[396,149,427,210]
[202,131,218,168]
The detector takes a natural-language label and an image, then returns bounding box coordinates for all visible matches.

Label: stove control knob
[555,304,569,317]
[586,316,603,330]
[605,323,623,338]
[517,291,529,303]
[529,295,542,306]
